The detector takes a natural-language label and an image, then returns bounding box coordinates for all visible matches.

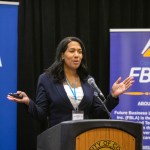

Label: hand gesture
[7,91,30,106]
[111,76,134,98]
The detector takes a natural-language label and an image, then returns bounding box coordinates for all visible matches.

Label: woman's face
[62,41,83,71]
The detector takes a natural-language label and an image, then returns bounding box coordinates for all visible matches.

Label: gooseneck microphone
[87,77,112,119]
[87,77,105,99]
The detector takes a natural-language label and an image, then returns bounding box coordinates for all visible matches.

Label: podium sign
[0,1,19,150]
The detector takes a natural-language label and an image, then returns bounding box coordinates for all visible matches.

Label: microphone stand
[94,92,112,119]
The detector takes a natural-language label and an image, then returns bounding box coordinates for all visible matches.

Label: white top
[64,85,84,109]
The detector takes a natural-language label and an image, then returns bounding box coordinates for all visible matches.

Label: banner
[110,29,150,150]
[0,1,19,150]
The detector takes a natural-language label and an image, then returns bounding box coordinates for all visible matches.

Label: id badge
[72,110,84,120]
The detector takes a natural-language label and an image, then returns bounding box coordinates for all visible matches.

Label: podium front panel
[76,128,135,150]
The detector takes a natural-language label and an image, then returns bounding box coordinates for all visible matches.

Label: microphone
[87,77,105,100]
[87,77,111,119]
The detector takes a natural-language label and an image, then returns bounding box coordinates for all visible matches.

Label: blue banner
[0,2,19,150]
[110,29,150,150]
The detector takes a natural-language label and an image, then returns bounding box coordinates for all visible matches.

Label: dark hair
[45,37,88,83]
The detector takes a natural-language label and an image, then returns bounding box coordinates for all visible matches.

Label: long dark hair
[45,37,88,83]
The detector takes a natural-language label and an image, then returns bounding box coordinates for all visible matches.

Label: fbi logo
[89,140,120,150]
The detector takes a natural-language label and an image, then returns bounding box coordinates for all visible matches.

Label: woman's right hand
[7,91,30,106]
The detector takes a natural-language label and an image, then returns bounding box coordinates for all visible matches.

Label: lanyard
[65,78,77,100]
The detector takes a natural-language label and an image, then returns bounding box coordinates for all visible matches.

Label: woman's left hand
[111,76,134,98]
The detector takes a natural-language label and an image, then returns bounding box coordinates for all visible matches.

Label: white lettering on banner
[143,145,150,150]
[113,110,150,142]
[0,57,2,67]
[138,101,150,106]
[130,67,150,83]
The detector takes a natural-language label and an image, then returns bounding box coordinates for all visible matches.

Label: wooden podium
[37,119,143,150]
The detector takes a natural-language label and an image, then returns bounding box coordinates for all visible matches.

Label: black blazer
[28,73,119,127]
